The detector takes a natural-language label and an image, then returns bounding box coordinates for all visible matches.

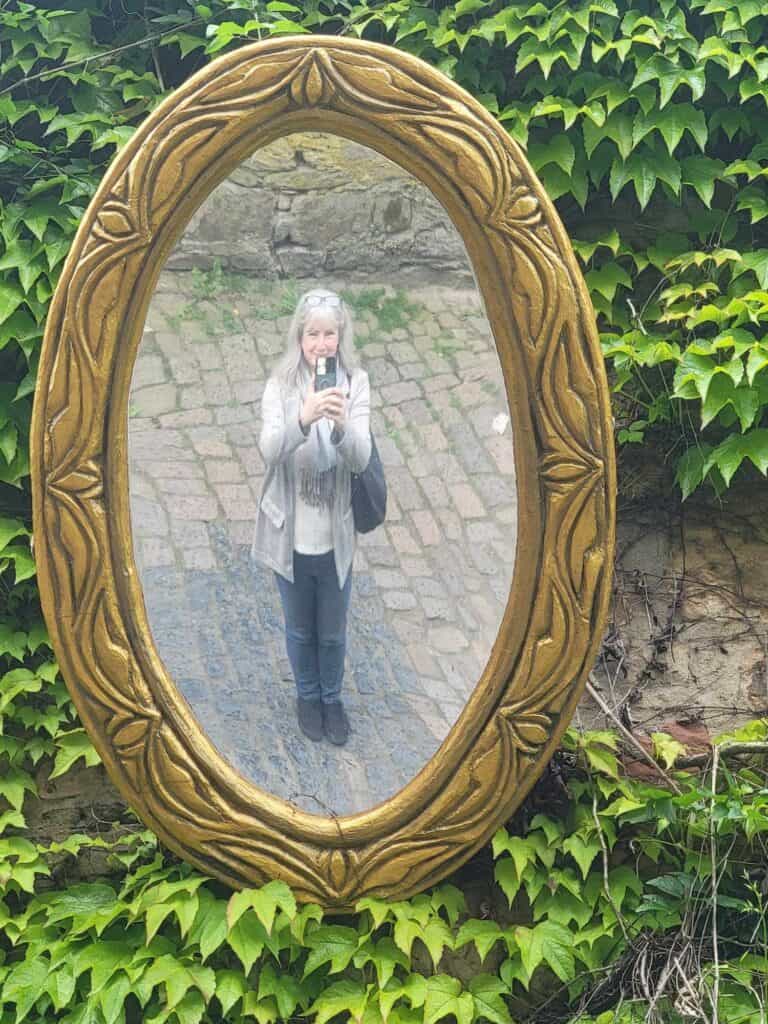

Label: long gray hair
[272,288,358,393]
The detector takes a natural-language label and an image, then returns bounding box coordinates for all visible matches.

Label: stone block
[411,509,441,546]
[133,383,177,417]
[206,460,244,483]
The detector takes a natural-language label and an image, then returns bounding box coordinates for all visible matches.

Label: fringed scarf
[295,361,349,509]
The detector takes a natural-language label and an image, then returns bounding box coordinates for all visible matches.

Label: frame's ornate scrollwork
[31,37,615,908]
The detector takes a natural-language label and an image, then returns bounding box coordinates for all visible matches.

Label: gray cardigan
[251,368,372,588]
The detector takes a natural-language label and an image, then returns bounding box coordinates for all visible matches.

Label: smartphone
[315,355,337,391]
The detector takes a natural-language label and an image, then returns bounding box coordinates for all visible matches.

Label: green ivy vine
[3,1,768,1022]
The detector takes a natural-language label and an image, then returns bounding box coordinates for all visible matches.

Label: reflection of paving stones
[129,277,517,816]
[140,532,451,815]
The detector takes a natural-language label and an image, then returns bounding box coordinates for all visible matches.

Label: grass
[341,286,424,336]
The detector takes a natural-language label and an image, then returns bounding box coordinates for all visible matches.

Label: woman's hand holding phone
[300,382,346,430]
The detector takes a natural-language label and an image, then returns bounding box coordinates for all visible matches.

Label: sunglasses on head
[303,293,343,310]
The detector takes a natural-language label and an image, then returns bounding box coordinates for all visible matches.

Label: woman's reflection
[252,290,371,746]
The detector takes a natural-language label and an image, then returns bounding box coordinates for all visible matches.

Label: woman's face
[300,309,340,370]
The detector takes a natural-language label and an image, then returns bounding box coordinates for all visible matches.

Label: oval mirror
[127,130,517,816]
[32,38,615,908]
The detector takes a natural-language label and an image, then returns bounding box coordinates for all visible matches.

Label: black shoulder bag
[351,432,387,534]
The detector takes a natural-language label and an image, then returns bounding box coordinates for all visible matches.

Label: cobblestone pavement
[128,273,517,816]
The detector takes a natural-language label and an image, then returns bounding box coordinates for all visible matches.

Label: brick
[449,483,486,519]
[429,626,469,653]
[158,408,213,429]
[434,452,467,484]
[411,509,441,546]
[182,547,217,570]
[206,460,244,483]
[195,343,223,370]
[387,524,420,556]
[214,483,255,521]
[157,477,210,496]
[381,590,418,611]
[420,475,451,507]
[168,495,219,520]
[137,536,174,568]
[179,386,206,410]
[380,380,423,405]
[132,355,166,390]
[133,383,177,417]
[388,469,424,512]
[193,439,232,458]
[143,460,204,479]
[202,370,233,407]
[417,423,448,451]
[423,373,460,395]
[130,497,168,535]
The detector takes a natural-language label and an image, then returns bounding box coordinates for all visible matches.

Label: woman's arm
[332,370,372,473]
[258,376,308,467]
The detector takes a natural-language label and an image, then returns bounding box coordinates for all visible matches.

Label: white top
[294,484,333,554]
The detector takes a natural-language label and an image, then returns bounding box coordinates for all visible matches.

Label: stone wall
[166,132,475,285]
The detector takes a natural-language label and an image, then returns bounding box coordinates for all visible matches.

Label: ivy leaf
[378,974,427,1022]
[733,250,768,289]
[676,444,714,499]
[651,732,687,768]
[0,281,26,327]
[562,834,602,879]
[737,186,768,224]
[227,912,269,974]
[673,351,717,401]
[49,728,100,778]
[307,980,369,1024]
[681,155,725,207]
[187,890,228,961]
[585,263,632,302]
[258,961,308,1018]
[610,148,681,208]
[633,55,706,108]
[3,957,49,1022]
[494,857,522,907]
[47,965,77,1012]
[583,111,634,159]
[747,345,768,385]
[304,924,360,976]
[430,884,465,926]
[455,920,505,961]
[354,937,409,989]
[515,921,575,983]
[226,880,296,934]
[632,104,707,154]
[701,375,759,431]
[424,975,473,1024]
[215,969,248,1016]
[468,974,512,1024]
[704,429,768,485]
[528,135,575,176]
[0,765,36,811]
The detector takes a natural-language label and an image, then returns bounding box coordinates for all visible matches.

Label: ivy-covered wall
[3,1,768,1022]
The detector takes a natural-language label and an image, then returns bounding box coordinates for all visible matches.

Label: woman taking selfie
[252,289,371,747]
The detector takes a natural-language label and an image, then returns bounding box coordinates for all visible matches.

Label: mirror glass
[128,133,517,817]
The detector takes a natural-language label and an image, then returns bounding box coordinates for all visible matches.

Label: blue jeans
[275,551,352,704]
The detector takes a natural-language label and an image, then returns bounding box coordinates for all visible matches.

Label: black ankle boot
[297,698,323,741]
[322,702,350,746]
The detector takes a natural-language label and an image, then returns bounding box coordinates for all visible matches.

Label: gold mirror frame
[31,36,615,909]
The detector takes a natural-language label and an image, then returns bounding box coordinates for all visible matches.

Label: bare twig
[677,741,768,769]
[592,788,630,942]
[586,675,683,794]
[709,745,721,1024]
